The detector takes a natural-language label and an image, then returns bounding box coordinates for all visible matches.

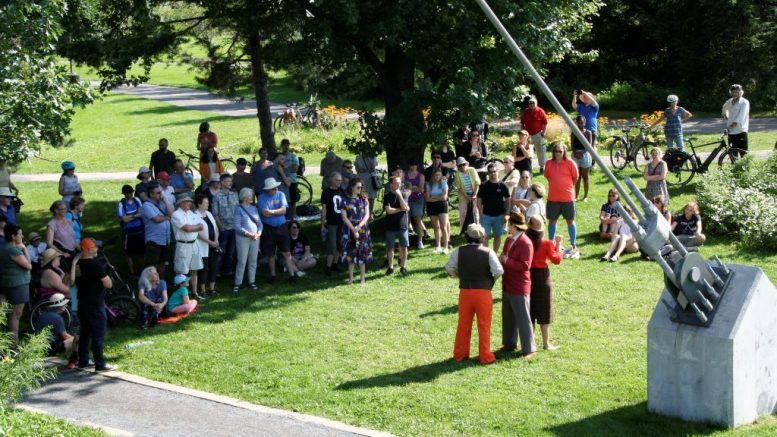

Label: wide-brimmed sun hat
[0,187,15,197]
[176,196,193,207]
[47,293,70,308]
[263,177,281,191]
[41,248,64,267]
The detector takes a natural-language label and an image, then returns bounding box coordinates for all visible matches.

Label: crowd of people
[0,82,749,368]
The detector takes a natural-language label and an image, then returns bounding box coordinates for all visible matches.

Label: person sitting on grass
[167,274,198,316]
[652,195,672,224]
[34,293,78,369]
[137,266,168,328]
[288,220,315,274]
[672,202,706,248]
[599,189,621,241]
[601,205,640,262]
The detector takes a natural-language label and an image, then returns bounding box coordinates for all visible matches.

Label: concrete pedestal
[648,263,777,427]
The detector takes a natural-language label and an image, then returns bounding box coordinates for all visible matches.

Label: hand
[554,235,562,246]
[499,254,507,264]
[209,241,219,248]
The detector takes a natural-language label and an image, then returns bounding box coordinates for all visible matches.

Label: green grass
[15,93,359,175]
[0,407,105,436]
[14,169,777,436]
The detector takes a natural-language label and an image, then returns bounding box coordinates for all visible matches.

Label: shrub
[598,81,674,111]
[0,305,54,405]
[696,153,777,250]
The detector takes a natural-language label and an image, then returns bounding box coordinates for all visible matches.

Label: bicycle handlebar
[178,149,198,160]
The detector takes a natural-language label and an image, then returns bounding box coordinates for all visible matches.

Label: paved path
[493,117,777,134]
[21,360,391,437]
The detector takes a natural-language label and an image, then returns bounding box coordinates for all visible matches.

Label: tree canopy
[0,0,93,165]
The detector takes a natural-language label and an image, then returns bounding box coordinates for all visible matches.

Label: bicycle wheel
[665,153,697,186]
[107,266,134,298]
[273,114,286,132]
[633,141,655,172]
[717,149,741,168]
[30,301,72,332]
[296,176,313,206]
[372,186,385,219]
[106,295,141,327]
[220,158,236,174]
[609,137,629,171]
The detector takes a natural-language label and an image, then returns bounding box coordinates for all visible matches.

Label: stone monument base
[648,263,777,427]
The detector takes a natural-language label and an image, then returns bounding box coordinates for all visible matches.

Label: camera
[575,89,583,96]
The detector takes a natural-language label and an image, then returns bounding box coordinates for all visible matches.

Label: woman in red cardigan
[526,215,563,351]
[499,212,537,358]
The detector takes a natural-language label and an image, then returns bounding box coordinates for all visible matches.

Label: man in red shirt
[544,142,580,259]
[520,96,548,173]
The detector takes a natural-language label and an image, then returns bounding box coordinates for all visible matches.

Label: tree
[286,0,601,170]
[0,0,93,165]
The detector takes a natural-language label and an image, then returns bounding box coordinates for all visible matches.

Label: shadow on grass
[336,351,524,390]
[544,401,722,436]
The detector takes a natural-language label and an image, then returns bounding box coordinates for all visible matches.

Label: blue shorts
[574,151,593,169]
[385,229,409,249]
[666,134,684,151]
[409,198,425,218]
[480,214,505,238]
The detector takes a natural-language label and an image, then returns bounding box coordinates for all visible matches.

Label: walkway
[21,360,392,437]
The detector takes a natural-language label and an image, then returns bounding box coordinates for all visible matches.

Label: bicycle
[296,175,314,206]
[607,122,658,172]
[273,95,321,131]
[178,149,237,179]
[663,131,740,186]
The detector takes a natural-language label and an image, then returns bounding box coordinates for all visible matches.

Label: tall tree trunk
[248,32,276,156]
[382,47,421,172]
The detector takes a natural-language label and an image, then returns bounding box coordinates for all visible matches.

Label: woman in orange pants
[444,223,505,364]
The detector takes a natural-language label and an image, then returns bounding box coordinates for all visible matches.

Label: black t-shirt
[290,233,310,257]
[135,181,155,199]
[383,191,408,231]
[75,258,108,308]
[150,149,176,178]
[440,149,455,165]
[477,181,510,216]
[673,213,699,236]
[320,187,344,226]
[424,164,449,181]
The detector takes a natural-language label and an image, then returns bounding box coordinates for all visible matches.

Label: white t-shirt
[525,199,546,220]
[161,185,176,209]
[195,211,216,257]
[171,209,200,242]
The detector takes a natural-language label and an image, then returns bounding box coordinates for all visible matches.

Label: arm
[504,240,532,273]
[101,275,113,290]
[682,109,693,120]
[58,177,66,196]
[547,240,563,265]
[488,251,505,278]
[696,216,704,237]
[10,246,32,270]
[320,203,327,230]
[444,249,459,277]
[46,225,55,248]
[42,270,71,293]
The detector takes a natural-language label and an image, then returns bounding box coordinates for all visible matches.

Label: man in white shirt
[721,84,750,158]
[156,171,176,213]
[171,196,204,298]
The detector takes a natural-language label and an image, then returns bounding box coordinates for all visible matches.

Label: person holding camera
[571,89,599,148]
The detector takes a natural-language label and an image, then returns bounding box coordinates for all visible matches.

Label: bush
[0,304,54,405]
[696,153,777,249]
[597,81,674,111]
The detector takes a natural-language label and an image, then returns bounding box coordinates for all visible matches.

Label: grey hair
[329,171,341,183]
[238,187,254,201]
[138,266,158,293]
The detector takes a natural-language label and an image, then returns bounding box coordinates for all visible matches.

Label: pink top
[48,217,76,251]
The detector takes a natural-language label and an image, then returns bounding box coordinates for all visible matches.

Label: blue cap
[173,274,190,286]
[61,161,75,171]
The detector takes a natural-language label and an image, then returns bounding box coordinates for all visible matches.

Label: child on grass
[167,274,198,316]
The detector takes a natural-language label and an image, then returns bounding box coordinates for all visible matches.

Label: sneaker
[433,247,442,254]
[232,285,240,293]
[95,364,118,372]
[77,361,95,369]
[386,267,394,275]
[443,248,449,255]
[296,270,306,278]
[66,361,77,370]
[400,267,409,276]
[417,241,424,249]
[566,248,581,259]
[248,283,258,290]
[543,344,560,351]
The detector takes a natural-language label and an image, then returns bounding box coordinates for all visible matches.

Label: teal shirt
[0,243,31,287]
[166,287,188,312]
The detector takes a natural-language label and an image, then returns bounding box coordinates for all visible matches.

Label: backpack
[297,156,306,177]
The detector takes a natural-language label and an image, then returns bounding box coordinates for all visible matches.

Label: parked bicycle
[608,122,658,172]
[178,149,236,180]
[663,131,740,186]
[273,95,321,131]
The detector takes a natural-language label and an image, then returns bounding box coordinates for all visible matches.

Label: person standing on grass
[156,171,176,210]
[197,121,218,152]
[232,158,253,194]
[341,160,357,191]
[320,151,344,190]
[66,197,85,247]
[526,215,562,351]
[498,156,521,198]
[171,196,205,300]
[571,89,599,148]
[212,173,239,278]
[170,159,194,199]
[320,172,344,276]
[259,178,300,283]
[649,95,692,151]
[511,171,532,213]
[425,168,450,254]
[280,139,300,220]
[142,184,172,279]
[477,164,510,252]
[383,176,410,275]
[499,213,536,358]
[512,130,533,174]
[404,160,426,249]
[544,142,580,259]
[195,194,219,296]
[0,223,32,346]
[58,161,82,205]
[340,178,372,284]
[135,166,155,202]
[643,147,669,206]
[445,223,504,365]
[453,157,481,234]
[520,97,548,174]
[117,184,144,275]
[0,188,17,225]
[722,84,750,158]
[75,238,116,372]
[571,115,593,202]
[149,138,176,179]
[233,188,261,293]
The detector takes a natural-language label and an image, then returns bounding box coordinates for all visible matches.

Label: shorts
[385,229,409,249]
[426,200,448,216]
[409,198,425,218]
[0,284,30,305]
[480,214,505,238]
[261,224,291,256]
[123,230,145,256]
[173,241,203,273]
[290,182,300,203]
[547,201,576,221]
[145,242,171,268]
[573,150,592,169]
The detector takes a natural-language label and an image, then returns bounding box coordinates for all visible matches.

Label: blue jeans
[666,134,684,151]
[219,229,236,275]
[78,305,107,368]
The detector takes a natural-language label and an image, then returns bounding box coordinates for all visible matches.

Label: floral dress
[341,195,373,265]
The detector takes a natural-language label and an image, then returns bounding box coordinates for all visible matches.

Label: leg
[347,262,354,283]
[603,235,620,259]
[234,236,249,286]
[566,219,577,249]
[8,303,24,345]
[430,215,441,249]
[268,255,277,277]
[247,240,259,284]
[612,234,629,259]
[386,235,395,270]
[78,309,92,366]
[398,246,408,269]
[581,168,590,200]
[458,201,468,233]
[575,170,582,199]
[540,324,552,349]
[440,213,450,249]
[91,307,107,369]
[453,290,476,361]
[474,291,495,364]
[515,294,537,356]
[359,263,366,283]
[501,293,518,349]
[283,252,297,277]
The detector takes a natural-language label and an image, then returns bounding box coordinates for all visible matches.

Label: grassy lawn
[14,167,777,436]
[0,407,105,436]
